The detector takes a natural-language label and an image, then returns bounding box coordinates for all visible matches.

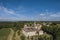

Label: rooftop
[23,27,37,32]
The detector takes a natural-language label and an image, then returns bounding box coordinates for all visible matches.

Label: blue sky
[0,0,60,21]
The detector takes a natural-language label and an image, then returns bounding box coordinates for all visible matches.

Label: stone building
[22,22,44,40]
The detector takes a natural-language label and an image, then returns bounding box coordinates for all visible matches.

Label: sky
[0,0,60,21]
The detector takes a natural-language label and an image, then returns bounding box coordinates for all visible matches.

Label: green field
[0,28,10,40]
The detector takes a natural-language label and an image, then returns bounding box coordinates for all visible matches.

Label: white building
[22,22,44,37]
[22,27,37,37]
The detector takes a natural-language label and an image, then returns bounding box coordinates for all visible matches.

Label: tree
[42,24,60,40]
[38,34,53,40]
[20,35,25,40]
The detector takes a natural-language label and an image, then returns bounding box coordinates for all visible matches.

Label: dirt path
[7,28,14,40]
[14,30,21,40]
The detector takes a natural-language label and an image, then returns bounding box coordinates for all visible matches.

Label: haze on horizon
[0,0,60,21]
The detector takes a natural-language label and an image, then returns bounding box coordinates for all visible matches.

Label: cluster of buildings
[22,22,44,37]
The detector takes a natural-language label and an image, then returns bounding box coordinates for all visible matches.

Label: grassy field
[0,28,10,40]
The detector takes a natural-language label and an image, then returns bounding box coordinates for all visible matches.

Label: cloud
[0,6,15,14]
[40,14,45,16]
[50,12,60,17]
[0,6,30,21]
[0,5,60,21]
[36,10,60,21]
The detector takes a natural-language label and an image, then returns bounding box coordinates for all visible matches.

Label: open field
[0,28,10,40]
